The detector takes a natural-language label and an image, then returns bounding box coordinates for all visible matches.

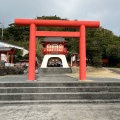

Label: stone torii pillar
[14,19,100,81]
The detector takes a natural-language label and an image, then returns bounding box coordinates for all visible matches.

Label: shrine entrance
[41,37,68,68]
[47,57,63,67]
[41,54,68,68]
[14,18,100,81]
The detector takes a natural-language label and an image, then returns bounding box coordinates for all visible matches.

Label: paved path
[0,103,120,120]
[0,74,78,83]
[0,73,120,82]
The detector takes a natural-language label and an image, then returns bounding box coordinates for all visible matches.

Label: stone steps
[0,87,120,93]
[0,82,120,87]
[0,82,120,104]
[0,92,120,100]
[0,99,120,104]
[39,68,72,74]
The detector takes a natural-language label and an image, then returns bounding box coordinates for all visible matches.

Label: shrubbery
[0,65,24,76]
[0,66,6,76]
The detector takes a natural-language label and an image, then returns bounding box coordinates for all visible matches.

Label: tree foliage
[1,15,120,67]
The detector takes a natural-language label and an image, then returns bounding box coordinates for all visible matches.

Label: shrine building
[41,37,69,68]
[0,41,28,63]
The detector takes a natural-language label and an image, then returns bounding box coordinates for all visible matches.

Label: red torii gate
[15,19,100,81]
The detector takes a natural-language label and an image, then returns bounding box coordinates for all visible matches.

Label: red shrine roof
[42,37,67,43]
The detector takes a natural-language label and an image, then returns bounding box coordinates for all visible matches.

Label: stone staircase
[39,67,72,74]
[0,82,120,104]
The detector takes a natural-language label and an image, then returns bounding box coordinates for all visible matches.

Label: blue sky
[0,0,120,36]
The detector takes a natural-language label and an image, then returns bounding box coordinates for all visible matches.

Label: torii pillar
[14,19,100,81]
[28,23,36,80]
[80,25,86,80]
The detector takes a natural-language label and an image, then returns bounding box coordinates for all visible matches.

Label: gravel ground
[66,66,120,82]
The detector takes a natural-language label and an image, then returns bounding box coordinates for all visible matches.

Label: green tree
[2,15,120,67]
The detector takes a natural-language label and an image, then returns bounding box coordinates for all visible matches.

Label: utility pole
[0,22,4,41]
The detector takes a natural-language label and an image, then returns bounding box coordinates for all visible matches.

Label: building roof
[0,41,24,49]
[0,41,28,56]
[42,37,67,43]
[0,47,14,54]
[0,47,13,52]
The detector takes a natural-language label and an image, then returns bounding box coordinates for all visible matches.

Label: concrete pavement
[0,73,120,82]
[0,69,120,120]
[0,103,120,120]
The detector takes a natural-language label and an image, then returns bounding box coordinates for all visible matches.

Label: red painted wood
[28,23,36,80]
[80,25,86,80]
[15,19,100,28]
[14,18,100,81]
[36,31,80,37]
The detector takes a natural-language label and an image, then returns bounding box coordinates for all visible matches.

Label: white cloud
[0,0,120,36]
